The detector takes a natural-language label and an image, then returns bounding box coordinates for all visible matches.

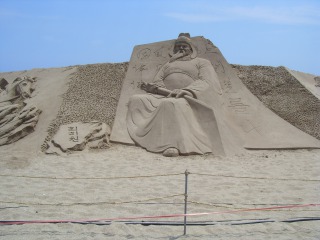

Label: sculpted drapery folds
[0,76,41,146]
[126,33,223,157]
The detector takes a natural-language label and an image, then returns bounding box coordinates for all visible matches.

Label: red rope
[1,203,319,225]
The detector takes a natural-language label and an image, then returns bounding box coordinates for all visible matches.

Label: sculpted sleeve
[152,63,167,88]
[184,58,222,98]
[197,58,222,95]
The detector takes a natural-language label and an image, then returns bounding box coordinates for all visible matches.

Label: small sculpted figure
[127,33,222,157]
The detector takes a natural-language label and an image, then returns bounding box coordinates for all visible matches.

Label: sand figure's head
[12,76,37,99]
[169,33,197,62]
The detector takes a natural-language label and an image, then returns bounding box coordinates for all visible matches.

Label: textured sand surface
[0,146,319,239]
[44,63,128,149]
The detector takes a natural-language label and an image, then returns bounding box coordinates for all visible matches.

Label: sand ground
[0,145,319,239]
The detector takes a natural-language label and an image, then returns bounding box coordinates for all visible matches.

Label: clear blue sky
[1,0,319,75]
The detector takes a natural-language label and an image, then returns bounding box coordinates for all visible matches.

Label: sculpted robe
[126,57,223,155]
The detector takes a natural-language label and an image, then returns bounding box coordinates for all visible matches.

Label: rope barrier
[190,172,320,182]
[187,200,320,211]
[188,200,243,209]
[1,172,318,181]
[0,203,319,225]
[183,204,320,217]
[1,169,319,234]
[2,218,320,226]
[0,173,184,180]
[0,194,184,206]
[3,218,320,226]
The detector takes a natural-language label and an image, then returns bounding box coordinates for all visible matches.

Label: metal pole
[184,169,189,235]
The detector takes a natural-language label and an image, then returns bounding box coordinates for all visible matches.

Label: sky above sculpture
[0,0,319,75]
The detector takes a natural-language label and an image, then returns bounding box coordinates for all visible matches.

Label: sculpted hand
[168,89,193,98]
[140,82,158,94]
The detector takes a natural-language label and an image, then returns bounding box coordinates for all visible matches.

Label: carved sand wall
[111,36,320,155]
[0,67,77,154]
[231,65,320,140]
[42,63,128,151]
[0,41,318,155]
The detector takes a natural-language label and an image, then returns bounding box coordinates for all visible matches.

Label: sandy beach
[1,145,319,239]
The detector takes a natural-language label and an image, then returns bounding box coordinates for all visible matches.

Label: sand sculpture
[0,76,37,105]
[111,33,320,156]
[41,63,126,155]
[0,76,41,145]
[0,35,318,157]
[127,33,224,157]
[46,121,110,154]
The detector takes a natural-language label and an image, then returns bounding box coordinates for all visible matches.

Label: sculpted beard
[169,48,192,63]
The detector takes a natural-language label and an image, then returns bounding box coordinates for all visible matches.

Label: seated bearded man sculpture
[126,33,223,157]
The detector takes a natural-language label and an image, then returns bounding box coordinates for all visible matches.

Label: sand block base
[46,121,110,154]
